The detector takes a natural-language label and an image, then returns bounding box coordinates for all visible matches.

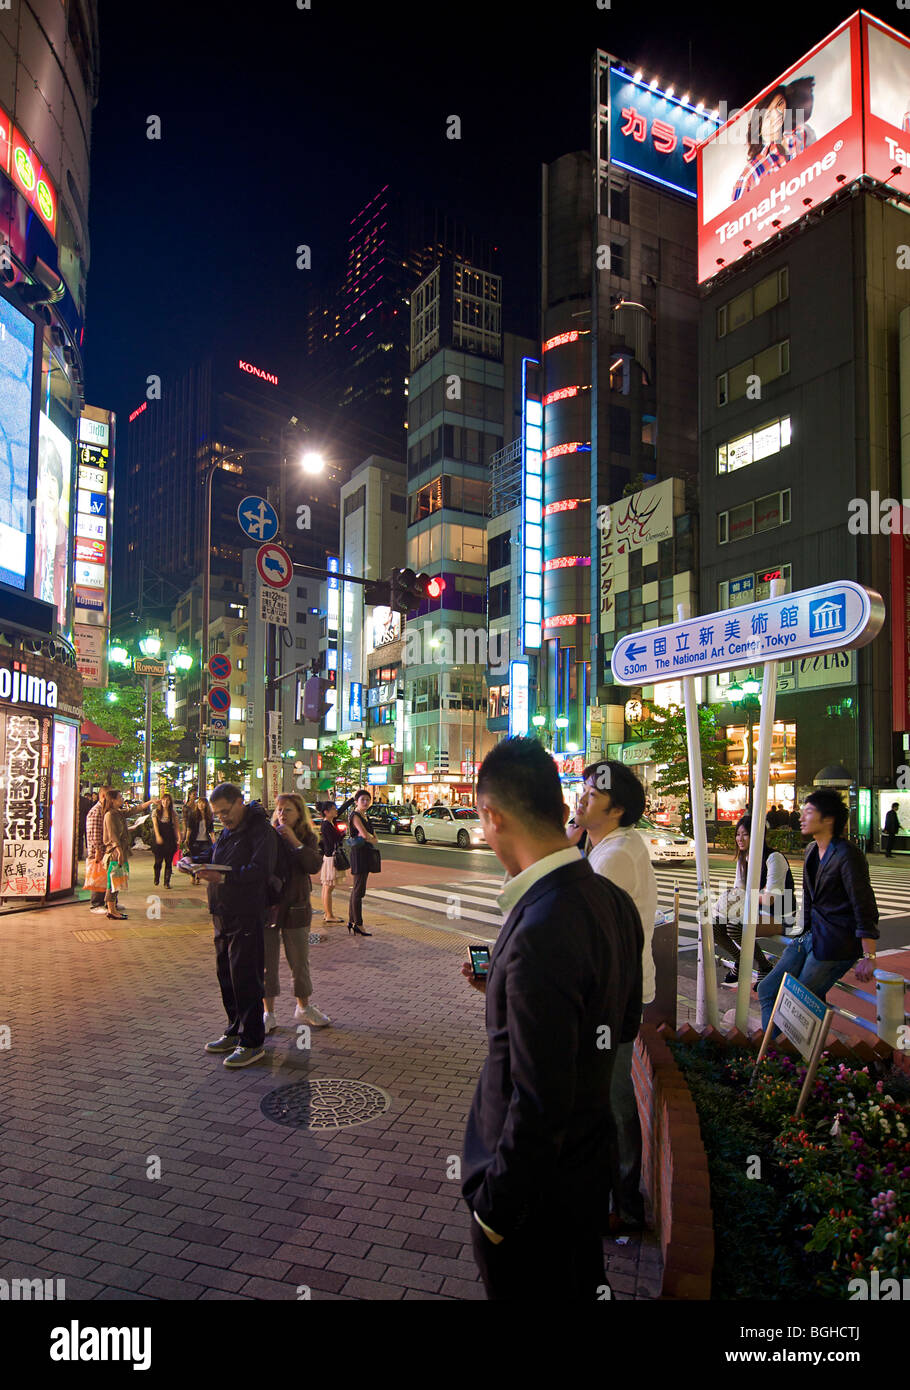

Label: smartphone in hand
[469,945,491,980]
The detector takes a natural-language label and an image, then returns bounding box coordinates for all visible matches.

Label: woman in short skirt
[319,802,345,924]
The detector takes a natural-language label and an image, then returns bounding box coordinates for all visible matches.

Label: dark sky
[85,2,908,423]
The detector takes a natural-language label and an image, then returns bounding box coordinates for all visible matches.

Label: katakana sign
[611,581,884,686]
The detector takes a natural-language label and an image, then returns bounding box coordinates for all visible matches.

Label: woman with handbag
[102,789,132,920]
[151,793,179,888]
[183,797,215,884]
[263,795,331,1031]
[346,789,379,937]
[318,802,346,924]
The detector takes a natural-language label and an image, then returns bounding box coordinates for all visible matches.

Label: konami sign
[238,359,279,385]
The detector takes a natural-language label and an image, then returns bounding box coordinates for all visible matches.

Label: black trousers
[885,833,896,857]
[213,914,266,1048]
[713,921,774,976]
[349,871,369,926]
[469,1210,609,1301]
[153,841,176,884]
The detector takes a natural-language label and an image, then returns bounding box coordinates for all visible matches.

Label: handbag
[107,859,129,894]
[333,845,350,872]
[84,859,106,892]
[368,843,382,874]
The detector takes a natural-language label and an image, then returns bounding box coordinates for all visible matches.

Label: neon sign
[544,442,588,461]
[542,331,579,352]
[239,359,279,385]
[129,402,147,423]
[543,386,580,407]
[521,358,543,653]
[543,614,591,628]
[543,556,592,571]
[6,119,56,236]
[543,499,583,516]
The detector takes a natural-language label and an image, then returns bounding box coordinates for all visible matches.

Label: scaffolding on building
[489,437,522,518]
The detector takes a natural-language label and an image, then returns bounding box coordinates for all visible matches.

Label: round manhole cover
[260,1078,391,1130]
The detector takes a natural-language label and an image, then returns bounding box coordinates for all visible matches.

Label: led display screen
[0,293,37,591]
[34,412,72,627]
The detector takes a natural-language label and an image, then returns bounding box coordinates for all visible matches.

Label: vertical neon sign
[521,357,542,652]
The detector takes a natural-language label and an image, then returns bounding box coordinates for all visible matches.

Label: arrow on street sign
[237,495,279,542]
[610,581,885,686]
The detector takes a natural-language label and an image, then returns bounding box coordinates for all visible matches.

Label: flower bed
[669,1038,910,1298]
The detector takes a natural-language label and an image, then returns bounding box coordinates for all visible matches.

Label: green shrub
[715,824,736,851]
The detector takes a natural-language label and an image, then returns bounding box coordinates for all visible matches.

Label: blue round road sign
[207,686,231,713]
[208,653,232,681]
[237,495,279,542]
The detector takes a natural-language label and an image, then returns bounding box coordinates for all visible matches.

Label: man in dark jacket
[460,737,643,1301]
[883,802,901,858]
[196,784,278,1069]
[757,789,879,1034]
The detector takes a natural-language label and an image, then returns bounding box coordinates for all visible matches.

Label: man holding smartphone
[460,737,643,1301]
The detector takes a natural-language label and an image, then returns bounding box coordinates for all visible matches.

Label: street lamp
[301,451,325,475]
[138,633,163,801]
[728,671,762,814]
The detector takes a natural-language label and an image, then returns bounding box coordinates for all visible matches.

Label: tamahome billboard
[697,14,864,281]
[863,13,910,186]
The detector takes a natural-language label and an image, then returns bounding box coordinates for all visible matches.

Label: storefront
[0,637,82,908]
[716,719,797,822]
[405,772,475,809]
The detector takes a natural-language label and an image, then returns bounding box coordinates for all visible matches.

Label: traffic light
[363,579,392,607]
[389,567,442,614]
[303,673,335,721]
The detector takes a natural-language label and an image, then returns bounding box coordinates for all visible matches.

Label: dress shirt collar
[497,845,584,916]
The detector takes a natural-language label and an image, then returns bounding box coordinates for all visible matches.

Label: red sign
[256,543,292,588]
[129,402,147,423]
[542,331,579,352]
[414,762,428,774]
[75,538,106,566]
[9,121,56,237]
[698,14,864,282]
[543,499,582,517]
[863,15,910,189]
[891,525,910,732]
[239,359,278,385]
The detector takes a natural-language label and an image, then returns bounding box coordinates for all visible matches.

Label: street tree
[637,703,736,835]
[81,685,185,790]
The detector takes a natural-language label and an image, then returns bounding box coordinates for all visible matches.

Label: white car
[636,816,695,864]
[412,806,487,849]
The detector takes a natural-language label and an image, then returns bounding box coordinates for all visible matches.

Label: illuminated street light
[109,644,130,666]
[301,451,325,475]
[555,716,569,729]
[532,715,546,727]
[139,634,162,659]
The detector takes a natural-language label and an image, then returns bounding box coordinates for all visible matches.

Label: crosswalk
[366,861,910,939]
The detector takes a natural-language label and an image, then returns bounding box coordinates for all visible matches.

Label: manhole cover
[260,1078,391,1130]
[72,929,113,942]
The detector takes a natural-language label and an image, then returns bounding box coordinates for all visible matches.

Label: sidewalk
[0,851,661,1301]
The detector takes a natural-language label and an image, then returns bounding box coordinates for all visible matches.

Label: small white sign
[773,974,829,1062]
[260,588,289,627]
[1,839,49,897]
[78,464,107,493]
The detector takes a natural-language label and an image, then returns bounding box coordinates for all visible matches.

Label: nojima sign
[697,14,864,281]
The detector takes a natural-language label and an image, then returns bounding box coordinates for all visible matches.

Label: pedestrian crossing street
[366,861,910,941]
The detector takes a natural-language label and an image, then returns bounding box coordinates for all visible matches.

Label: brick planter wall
[632,1022,908,1300]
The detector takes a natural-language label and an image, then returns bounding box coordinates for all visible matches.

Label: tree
[637,703,736,836]
[81,685,186,790]
[319,739,358,800]
[214,755,252,786]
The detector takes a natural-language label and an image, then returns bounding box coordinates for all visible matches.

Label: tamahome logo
[715,143,841,244]
[50,1321,151,1371]
[238,358,279,385]
[0,661,58,709]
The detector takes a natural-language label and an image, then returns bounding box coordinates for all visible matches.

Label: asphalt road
[373,830,496,874]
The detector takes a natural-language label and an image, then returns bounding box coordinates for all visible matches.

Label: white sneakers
[295,1003,332,1028]
[263,1011,278,1033]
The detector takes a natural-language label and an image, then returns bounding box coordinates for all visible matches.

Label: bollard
[874,970,907,1047]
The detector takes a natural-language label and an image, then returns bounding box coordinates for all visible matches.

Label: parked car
[636,816,695,864]
[367,804,413,835]
[412,805,486,849]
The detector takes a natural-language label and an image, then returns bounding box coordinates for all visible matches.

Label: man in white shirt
[574,759,657,1234]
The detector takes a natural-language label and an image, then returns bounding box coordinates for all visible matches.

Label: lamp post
[138,634,162,802]
[728,670,762,815]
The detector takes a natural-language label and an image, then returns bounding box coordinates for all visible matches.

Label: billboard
[609,67,718,198]
[0,293,37,592]
[864,14,910,186]
[698,14,863,281]
[34,412,72,629]
[75,409,114,678]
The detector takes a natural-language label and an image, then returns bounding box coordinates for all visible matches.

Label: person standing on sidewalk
[102,790,131,921]
[573,759,656,1236]
[263,795,330,1034]
[347,790,378,937]
[461,737,643,1301]
[198,784,277,1070]
[318,802,345,924]
[86,787,111,914]
[712,815,794,988]
[884,802,901,858]
[151,794,179,888]
[757,790,880,1035]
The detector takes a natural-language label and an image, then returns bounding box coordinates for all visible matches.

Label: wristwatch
[862,951,876,960]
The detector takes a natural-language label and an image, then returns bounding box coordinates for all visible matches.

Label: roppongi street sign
[610,581,884,686]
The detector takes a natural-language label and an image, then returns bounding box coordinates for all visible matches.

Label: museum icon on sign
[808,595,847,638]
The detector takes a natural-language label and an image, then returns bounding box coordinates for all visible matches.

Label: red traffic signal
[427,577,446,599]
[389,567,446,612]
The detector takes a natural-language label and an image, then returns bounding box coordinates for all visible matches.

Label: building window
[390,493,406,513]
[296,638,307,649]
[343,486,365,518]
[296,611,308,624]
[719,563,792,609]
[717,268,789,337]
[488,581,510,619]
[717,415,792,474]
[716,340,789,406]
[718,490,791,545]
[296,584,307,599]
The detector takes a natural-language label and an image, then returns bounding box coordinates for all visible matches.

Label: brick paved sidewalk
[0,852,661,1301]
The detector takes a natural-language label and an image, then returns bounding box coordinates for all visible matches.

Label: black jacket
[462,857,643,1239]
[884,809,900,836]
[207,801,277,921]
[803,837,880,961]
[271,830,322,931]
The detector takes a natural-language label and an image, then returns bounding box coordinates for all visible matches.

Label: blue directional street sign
[237,495,279,542]
[610,581,884,687]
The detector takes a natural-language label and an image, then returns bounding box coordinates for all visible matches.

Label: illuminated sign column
[508,659,530,736]
[73,410,114,687]
[521,357,543,652]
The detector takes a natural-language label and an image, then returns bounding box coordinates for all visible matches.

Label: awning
[80,719,121,748]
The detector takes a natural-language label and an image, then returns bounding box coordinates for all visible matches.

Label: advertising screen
[0,293,37,591]
[698,14,863,281]
[34,412,72,628]
[49,720,76,893]
[863,14,910,186]
[609,67,717,197]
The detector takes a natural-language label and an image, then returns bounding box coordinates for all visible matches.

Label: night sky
[85,2,910,424]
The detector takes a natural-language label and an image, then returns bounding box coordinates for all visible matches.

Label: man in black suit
[757,789,879,1035]
[460,737,643,1301]
[883,802,900,858]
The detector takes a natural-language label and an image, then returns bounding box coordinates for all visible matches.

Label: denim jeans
[756,937,858,1033]
[606,1039,644,1226]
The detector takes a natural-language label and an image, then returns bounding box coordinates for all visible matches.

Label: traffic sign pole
[677,600,718,1031]
[736,576,785,1032]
